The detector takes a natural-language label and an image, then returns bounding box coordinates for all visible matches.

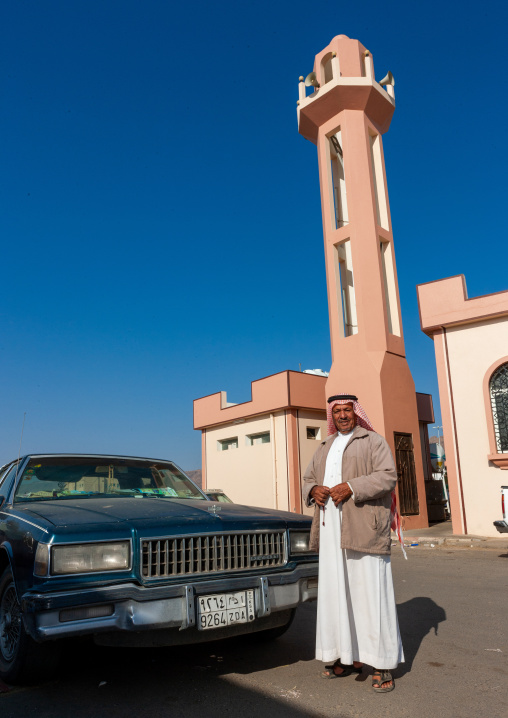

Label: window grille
[490,363,508,452]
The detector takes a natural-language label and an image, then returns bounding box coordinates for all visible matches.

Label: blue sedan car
[0,454,318,684]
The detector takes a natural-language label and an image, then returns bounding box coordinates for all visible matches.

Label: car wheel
[250,608,296,641]
[0,567,60,684]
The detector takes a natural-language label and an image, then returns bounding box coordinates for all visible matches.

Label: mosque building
[417,277,508,536]
[194,35,454,532]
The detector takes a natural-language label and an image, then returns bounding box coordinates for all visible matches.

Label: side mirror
[0,495,6,509]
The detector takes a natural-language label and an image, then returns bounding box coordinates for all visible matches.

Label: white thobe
[315,431,404,669]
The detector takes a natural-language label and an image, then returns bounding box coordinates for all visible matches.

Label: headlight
[51,541,131,575]
[290,531,311,553]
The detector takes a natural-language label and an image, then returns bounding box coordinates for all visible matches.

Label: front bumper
[21,562,318,643]
[494,520,508,533]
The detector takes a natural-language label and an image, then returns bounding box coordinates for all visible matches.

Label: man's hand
[310,485,330,507]
[329,482,353,506]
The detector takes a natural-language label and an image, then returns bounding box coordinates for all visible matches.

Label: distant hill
[185,469,202,488]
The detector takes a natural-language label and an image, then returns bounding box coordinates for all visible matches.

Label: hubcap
[0,582,21,662]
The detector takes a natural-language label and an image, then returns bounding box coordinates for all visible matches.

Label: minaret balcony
[298,77,395,144]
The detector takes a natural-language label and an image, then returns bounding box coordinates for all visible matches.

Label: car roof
[18,453,177,463]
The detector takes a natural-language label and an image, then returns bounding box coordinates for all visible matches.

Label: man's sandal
[321,660,362,679]
[372,670,395,693]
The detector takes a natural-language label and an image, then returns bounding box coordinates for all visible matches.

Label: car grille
[141,531,287,578]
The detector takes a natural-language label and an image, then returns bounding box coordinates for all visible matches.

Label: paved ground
[1,546,507,718]
[399,518,508,550]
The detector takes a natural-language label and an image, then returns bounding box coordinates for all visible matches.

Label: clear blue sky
[2,0,507,469]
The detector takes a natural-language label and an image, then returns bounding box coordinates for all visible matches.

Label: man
[303,393,404,693]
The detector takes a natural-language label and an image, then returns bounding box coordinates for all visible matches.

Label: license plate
[197,590,255,631]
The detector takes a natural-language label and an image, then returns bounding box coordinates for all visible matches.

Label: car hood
[15,498,311,532]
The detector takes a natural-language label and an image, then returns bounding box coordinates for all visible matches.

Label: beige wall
[203,412,289,511]
[444,317,508,536]
[202,408,328,515]
[297,410,328,516]
[195,372,330,514]
[418,275,508,536]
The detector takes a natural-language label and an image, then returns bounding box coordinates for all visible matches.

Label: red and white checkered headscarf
[326,393,407,558]
[326,393,374,436]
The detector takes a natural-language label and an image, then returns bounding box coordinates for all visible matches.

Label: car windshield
[14,457,207,502]
[207,492,232,503]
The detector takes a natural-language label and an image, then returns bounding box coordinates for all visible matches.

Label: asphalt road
[2,547,507,718]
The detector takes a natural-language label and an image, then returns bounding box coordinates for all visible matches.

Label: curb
[394,536,508,550]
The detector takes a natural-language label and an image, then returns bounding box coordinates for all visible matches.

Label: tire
[0,567,60,684]
[249,608,296,642]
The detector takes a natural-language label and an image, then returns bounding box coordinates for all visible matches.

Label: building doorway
[394,432,419,515]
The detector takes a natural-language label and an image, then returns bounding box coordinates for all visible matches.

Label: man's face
[332,402,356,434]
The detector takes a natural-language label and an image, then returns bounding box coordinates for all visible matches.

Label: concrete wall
[444,317,508,536]
[418,275,508,536]
[195,372,328,513]
[202,408,329,515]
[203,412,289,511]
[194,371,327,430]
[297,410,328,516]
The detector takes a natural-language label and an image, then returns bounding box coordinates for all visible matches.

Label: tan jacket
[302,426,397,555]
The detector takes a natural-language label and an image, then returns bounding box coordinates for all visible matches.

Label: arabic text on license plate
[197,590,255,631]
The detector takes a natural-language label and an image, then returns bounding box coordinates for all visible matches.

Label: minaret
[298,35,428,529]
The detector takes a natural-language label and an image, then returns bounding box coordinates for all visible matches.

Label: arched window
[490,362,508,452]
[320,52,334,85]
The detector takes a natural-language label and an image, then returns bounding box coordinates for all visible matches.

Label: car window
[0,462,19,492]
[0,464,12,488]
[14,458,207,502]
